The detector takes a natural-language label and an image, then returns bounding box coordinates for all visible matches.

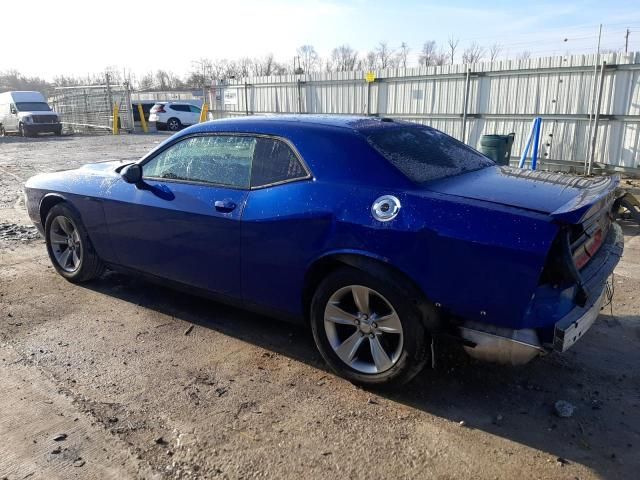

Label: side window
[189,105,201,113]
[170,104,188,112]
[143,136,255,188]
[251,138,308,187]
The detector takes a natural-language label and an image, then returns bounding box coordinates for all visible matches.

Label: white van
[0,91,62,137]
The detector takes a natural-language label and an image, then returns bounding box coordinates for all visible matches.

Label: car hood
[78,160,127,174]
[425,166,618,223]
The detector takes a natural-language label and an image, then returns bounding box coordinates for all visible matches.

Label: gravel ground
[1,133,639,480]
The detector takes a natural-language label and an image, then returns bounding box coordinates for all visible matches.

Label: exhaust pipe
[460,321,545,366]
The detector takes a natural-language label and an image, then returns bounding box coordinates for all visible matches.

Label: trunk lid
[426,166,619,224]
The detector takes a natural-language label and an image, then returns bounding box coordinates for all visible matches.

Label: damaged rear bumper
[553,288,607,352]
[460,222,623,365]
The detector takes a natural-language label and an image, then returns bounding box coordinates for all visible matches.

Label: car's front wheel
[310,267,429,387]
[45,203,104,283]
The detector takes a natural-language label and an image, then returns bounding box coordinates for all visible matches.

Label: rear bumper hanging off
[460,222,623,365]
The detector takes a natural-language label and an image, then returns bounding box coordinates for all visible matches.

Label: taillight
[151,105,165,113]
[573,228,604,270]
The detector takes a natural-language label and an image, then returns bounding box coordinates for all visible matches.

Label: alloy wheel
[49,216,82,272]
[324,285,404,374]
[168,119,180,131]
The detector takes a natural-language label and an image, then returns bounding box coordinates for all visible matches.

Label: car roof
[165,114,417,188]
[192,114,414,132]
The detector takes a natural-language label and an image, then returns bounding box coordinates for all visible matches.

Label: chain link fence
[50,83,134,134]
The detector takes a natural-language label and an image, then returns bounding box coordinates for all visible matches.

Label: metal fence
[212,51,640,174]
[50,83,134,133]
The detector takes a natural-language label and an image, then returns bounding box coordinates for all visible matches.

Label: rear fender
[305,250,441,331]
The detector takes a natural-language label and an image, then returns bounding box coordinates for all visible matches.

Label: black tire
[167,118,182,131]
[310,267,429,388]
[19,123,28,137]
[55,127,63,136]
[0,124,5,136]
[44,203,104,283]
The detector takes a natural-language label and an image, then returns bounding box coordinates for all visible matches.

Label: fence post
[112,104,119,135]
[244,82,249,116]
[587,61,607,176]
[137,104,148,133]
[124,81,134,133]
[461,68,471,144]
[297,78,303,113]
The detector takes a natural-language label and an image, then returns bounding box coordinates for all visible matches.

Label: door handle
[214,200,237,212]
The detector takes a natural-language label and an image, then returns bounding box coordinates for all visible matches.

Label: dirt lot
[1,134,639,480]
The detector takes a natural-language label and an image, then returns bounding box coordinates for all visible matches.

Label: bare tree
[359,51,378,71]
[375,41,393,69]
[237,57,253,77]
[296,45,320,73]
[419,41,437,66]
[331,45,358,71]
[462,42,485,64]
[1,69,49,91]
[489,43,502,61]
[155,70,170,90]
[136,72,155,90]
[433,50,448,66]
[396,42,410,68]
[447,37,459,64]
[517,50,532,60]
[251,54,283,76]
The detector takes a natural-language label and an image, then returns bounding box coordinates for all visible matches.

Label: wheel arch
[39,193,78,226]
[302,251,441,331]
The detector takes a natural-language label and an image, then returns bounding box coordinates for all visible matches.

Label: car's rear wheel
[45,203,104,283]
[167,118,182,131]
[310,267,429,388]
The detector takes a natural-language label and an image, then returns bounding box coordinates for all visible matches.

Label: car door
[170,104,192,126]
[6,103,18,130]
[240,136,314,315]
[102,134,255,299]
[188,105,201,125]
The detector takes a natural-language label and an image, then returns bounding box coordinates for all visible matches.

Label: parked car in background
[0,91,62,137]
[23,115,623,387]
[148,102,201,131]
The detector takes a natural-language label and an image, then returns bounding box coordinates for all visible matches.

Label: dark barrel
[480,133,515,166]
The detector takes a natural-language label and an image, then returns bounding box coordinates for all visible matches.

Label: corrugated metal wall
[213,52,640,173]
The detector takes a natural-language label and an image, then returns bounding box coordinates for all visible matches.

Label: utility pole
[191,59,208,103]
[584,24,603,173]
[625,28,630,54]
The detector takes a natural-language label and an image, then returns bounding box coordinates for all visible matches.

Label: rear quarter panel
[242,178,558,329]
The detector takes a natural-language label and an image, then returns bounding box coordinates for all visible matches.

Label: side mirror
[121,164,142,184]
[10,106,17,114]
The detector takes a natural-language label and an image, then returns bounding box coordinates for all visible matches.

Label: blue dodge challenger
[24,115,623,387]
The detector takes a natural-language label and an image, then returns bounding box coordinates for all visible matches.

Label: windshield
[15,102,51,112]
[363,126,494,183]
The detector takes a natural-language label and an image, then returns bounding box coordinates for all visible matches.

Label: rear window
[362,126,494,183]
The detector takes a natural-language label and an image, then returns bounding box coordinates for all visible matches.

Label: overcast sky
[3,0,640,80]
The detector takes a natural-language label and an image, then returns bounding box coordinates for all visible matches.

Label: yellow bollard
[199,103,209,123]
[112,104,120,135]
[137,104,148,133]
